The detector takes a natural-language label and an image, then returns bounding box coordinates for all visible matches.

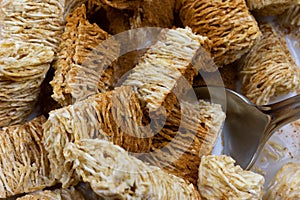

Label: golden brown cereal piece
[198,155,265,200]
[16,187,86,200]
[0,116,55,198]
[0,0,65,52]
[239,22,300,105]
[264,162,300,199]
[0,40,54,127]
[278,5,300,26]
[64,139,202,200]
[247,0,300,16]
[122,27,212,117]
[179,0,261,66]
[43,86,152,187]
[138,100,225,185]
[51,4,120,106]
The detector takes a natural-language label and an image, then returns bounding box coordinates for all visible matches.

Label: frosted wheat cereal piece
[198,155,265,200]
[0,40,53,81]
[179,0,261,66]
[43,86,152,187]
[277,4,300,46]
[0,0,65,52]
[139,100,225,185]
[51,4,119,106]
[0,78,43,127]
[0,40,54,127]
[247,0,300,16]
[264,162,300,200]
[16,187,86,200]
[239,22,300,105]
[64,139,201,200]
[0,116,55,198]
[122,27,212,117]
[279,5,300,26]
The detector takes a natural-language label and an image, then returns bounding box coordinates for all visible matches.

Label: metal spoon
[193,86,300,170]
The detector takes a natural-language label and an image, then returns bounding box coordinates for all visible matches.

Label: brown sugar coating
[179,0,261,67]
[51,4,119,106]
[138,100,225,185]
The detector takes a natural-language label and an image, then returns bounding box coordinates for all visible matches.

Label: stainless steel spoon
[193,86,300,170]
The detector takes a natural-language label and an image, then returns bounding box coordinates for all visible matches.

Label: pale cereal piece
[179,0,261,66]
[17,187,86,200]
[51,4,120,106]
[0,40,54,127]
[264,162,300,200]
[198,155,265,200]
[122,27,212,117]
[0,78,43,127]
[0,0,65,52]
[130,0,176,29]
[64,139,202,200]
[0,40,54,81]
[247,0,300,16]
[0,116,56,198]
[239,22,300,105]
[43,86,152,187]
[139,100,225,185]
[278,5,300,26]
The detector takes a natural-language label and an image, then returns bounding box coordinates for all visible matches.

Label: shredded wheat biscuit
[278,5,300,26]
[264,162,300,199]
[51,4,119,106]
[0,40,54,127]
[64,139,201,200]
[179,0,261,66]
[138,100,225,185]
[239,22,300,105]
[44,86,152,187]
[247,0,300,16]
[198,155,264,200]
[16,187,85,200]
[0,0,65,52]
[0,116,55,198]
[122,27,212,117]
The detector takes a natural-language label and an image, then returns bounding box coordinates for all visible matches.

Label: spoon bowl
[193,86,300,169]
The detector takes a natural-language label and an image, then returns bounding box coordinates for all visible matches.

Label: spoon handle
[258,94,300,142]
